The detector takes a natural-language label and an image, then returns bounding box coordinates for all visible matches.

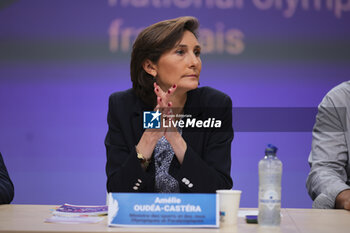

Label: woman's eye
[194,50,201,57]
[176,50,185,55]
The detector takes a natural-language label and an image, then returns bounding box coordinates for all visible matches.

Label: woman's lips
[182,74,198,78]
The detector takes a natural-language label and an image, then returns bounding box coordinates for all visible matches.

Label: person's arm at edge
[0,153,14,204]
[306,95,350,209]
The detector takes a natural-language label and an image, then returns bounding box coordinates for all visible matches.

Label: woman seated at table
[105,16,233,193]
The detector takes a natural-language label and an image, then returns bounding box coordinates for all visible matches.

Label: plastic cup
[216,189,242,227]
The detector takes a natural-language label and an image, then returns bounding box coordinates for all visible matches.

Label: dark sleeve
[170,95,234,193]
[105,94,154,193]
[0,153,14,204]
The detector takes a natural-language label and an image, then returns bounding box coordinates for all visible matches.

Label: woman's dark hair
[130,16,199,108]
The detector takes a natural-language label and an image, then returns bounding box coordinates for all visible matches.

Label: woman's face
[155,30,202,92]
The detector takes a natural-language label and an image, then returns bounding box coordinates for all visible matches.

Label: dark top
[0,152,14,204]
[105,86,234,193]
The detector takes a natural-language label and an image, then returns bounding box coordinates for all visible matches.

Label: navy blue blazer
[105,86,233,193]
[0,152,14,204]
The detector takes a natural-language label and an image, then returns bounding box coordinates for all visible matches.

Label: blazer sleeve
[0,153,14,204]
[169,95,234,193]
[105,94,155,193]
[306,95,350,208]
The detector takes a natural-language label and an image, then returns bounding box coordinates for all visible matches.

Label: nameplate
[108,193,218,228]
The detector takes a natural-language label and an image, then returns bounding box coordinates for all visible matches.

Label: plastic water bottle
[258,144,282,226]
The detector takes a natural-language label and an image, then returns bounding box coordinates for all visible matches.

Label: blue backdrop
[0,0,349,207]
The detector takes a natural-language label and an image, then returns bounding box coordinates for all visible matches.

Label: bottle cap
[265,144,278,156]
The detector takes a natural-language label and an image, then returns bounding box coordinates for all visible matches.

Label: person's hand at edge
[335,189,350,210]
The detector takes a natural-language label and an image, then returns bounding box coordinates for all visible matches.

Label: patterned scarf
[153,128,182,193]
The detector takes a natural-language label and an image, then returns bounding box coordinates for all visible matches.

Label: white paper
[45,216,104,224]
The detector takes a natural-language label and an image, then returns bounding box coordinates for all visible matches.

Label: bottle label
[259,189,281,210]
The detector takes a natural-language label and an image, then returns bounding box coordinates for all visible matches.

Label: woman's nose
[188,52,200,68]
